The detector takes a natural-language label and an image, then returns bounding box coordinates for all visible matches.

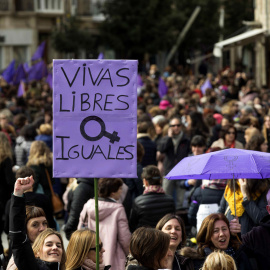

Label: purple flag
[158,77,168,98]
[97,52,104,59]
[53,60,138,178]
[28,60,48,81]
[137,74,144,87]
[2,60,15,84]
[13,64,27,85]
[46,73,53,89]
[17,81,25,97]
[31,41,46,61]
[201,79,212,95]
[23,62,30,73]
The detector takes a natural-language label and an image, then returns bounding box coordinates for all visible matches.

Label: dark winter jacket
[241,214,270,270]
[181,245,253,270]
[126,265,151,270]
[188,187,224,227]
[129,192,175,232]
[0,157,15,210]
[157,134,190,175]
[219,191,268,234]
[9,195,61,270]
[173,252,194,270]
[30,164,53,198]
[64,178,95,239]
[137,135,157,167]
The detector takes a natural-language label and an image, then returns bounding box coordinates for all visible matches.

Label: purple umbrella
[166,148,270,216]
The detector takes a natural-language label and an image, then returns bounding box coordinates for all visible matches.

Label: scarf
[82,259,105,270]
[172,131,183,154]
[224,140,235,148]
[224,182,261,217]
[143,185,165,194]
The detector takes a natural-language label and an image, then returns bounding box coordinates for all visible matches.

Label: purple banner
[53,60,138,178]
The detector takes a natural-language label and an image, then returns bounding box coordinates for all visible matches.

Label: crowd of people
[1,64,270,270]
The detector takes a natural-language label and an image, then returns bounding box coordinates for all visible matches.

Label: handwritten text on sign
[53,60,137,178]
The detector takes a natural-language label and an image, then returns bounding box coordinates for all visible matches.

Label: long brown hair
[156,213,187,249]
[0,132,12,163]
[130,227,170,270]
[66,229,96,270]
[196,213,241,256]
[227,179,269,200]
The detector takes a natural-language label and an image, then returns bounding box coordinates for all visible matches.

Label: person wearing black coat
[188,180,226,228]
[157,117,190,209]
[137,121,157,167]
[234,189,270,270]
[5,166,56,234]
[64,177,94,239]
[9,176,66,270]
[129,165,175,232]
[219,178,269,235]
[180,213,254,270]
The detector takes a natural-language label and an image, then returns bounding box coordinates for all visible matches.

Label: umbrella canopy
[166,148,270,180]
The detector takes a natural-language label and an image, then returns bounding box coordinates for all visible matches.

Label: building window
[15,0,34,11]
[35,0,64,13]
[0,0,9,11]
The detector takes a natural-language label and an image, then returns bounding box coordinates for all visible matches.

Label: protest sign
[53,60,137,178]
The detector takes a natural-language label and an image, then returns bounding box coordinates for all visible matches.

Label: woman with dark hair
[181,213,253,270]
[129,165,175,232]
[219,178,269,235]
[210,124,244,149]
[245,134,268,152]
[186,111,209,140]
[78,178,131,270]
[126,227,172,270]
[156,214,193,270]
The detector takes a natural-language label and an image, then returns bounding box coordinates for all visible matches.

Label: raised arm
[9,176,39,270]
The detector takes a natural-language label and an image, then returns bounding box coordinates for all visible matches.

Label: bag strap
[45,168,55,196]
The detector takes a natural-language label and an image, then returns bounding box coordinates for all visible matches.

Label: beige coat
[211,138,244,149]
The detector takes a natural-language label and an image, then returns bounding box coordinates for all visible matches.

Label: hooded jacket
[78,198,131,270]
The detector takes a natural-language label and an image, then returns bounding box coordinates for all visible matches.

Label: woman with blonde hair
[35,123,53,151]
[201,251,237,270]
[0,132,15,254]
[66,229,110,270]
[9,176,66,270]
[27,140,53,198]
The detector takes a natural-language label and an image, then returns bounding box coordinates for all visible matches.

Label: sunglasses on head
[89,243,103,252]
[170,124,181,127]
